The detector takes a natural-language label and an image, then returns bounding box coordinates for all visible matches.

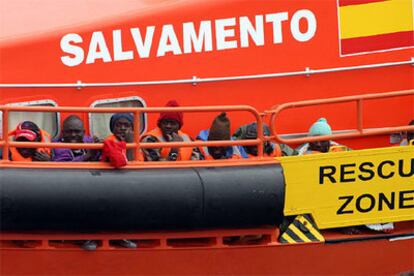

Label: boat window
[0,100,59,138]
[89,96,146,139]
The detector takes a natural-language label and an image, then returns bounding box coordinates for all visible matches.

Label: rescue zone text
[319,158,414,215]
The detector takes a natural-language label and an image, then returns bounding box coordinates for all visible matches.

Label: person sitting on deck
[296,118,349,155]
[101,113,141,168]
[4,121,51,161]
[196,112,241,160]
[400,119,414,145]
[233,122,296,158]
[52,115,101,162]
[141,100,201,161]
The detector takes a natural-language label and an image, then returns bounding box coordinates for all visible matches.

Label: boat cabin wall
[1,0,413,147]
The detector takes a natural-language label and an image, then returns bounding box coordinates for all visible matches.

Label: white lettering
[60,10,318,67]
[265,12,288,44]
[60,33,84,67]
[157,25,182,57]
[240,15,264,48]
[130,27,155,58]
[215,18,237,50]
[183,21,213,53]
[290,9,317,42]
[86,31,112,64]
[113,30,133,61]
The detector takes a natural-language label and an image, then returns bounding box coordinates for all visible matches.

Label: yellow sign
[280,145,414,229]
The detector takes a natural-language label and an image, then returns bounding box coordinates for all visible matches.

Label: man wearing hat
[233,122,295,158]
[141,100,200,161]
[102,112,141,167]
[196,112,241,160]
[5,121,51,161]
[296,117,349,155]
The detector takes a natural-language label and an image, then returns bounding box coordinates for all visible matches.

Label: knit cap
[109,113,134,133]
[308,118,332,136]
[245,122,271,139]
[157,100,183,128]
[208,112,230,141]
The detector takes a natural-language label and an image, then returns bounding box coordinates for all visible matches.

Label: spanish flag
[338,0,414,55]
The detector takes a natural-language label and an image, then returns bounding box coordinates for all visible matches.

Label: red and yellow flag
[338,0,414,55]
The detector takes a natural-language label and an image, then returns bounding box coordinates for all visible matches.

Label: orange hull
[1,225,413,275]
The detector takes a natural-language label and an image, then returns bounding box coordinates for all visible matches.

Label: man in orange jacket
[6,121,51,161]
[141,100,201,161]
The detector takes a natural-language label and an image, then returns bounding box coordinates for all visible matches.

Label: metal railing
[267,89,414,144]
[0,105,268,166]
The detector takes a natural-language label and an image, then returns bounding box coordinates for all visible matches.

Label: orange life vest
[200,145,241,160]
[269,143,282,157]
[246,143,282,158]
[142,128,193,161]
[329,145,348,152]
[302,150,322,155]
[105,134,118,142]
[8,129,51,161]
[303,144,348,155]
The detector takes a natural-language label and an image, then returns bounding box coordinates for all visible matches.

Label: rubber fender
[0,165,285,231]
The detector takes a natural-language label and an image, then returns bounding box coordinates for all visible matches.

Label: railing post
[2,110,9,161]
[357,99,363,134]
[257,118,264,158]
[134,110,141,161]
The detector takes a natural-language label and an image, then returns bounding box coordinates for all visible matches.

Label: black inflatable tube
[0,164,285,231]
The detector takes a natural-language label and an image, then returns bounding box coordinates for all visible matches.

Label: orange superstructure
[0,0,413,275]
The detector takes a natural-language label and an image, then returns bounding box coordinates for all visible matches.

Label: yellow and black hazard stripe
[279,214,325,244]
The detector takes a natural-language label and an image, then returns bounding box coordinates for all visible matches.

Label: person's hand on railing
[32,151,51,162]
[166,132,184,142]
[125,130,134,143]
[82,136,102,161]
[164,133,183,161]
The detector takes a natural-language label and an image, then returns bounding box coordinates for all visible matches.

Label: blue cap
[308,118,332,136]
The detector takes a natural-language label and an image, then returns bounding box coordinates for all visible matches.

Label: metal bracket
[76,80,83,90]
[305,67,311,77]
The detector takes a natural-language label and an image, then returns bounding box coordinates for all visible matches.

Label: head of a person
[407,119,414,142]
[242,122,272,156]
[308,117,332,153]
[207,112,230,159]
[157,100,183,137]
[13,121,42,158]
[110,113,134,141]
[62,115,85,143]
